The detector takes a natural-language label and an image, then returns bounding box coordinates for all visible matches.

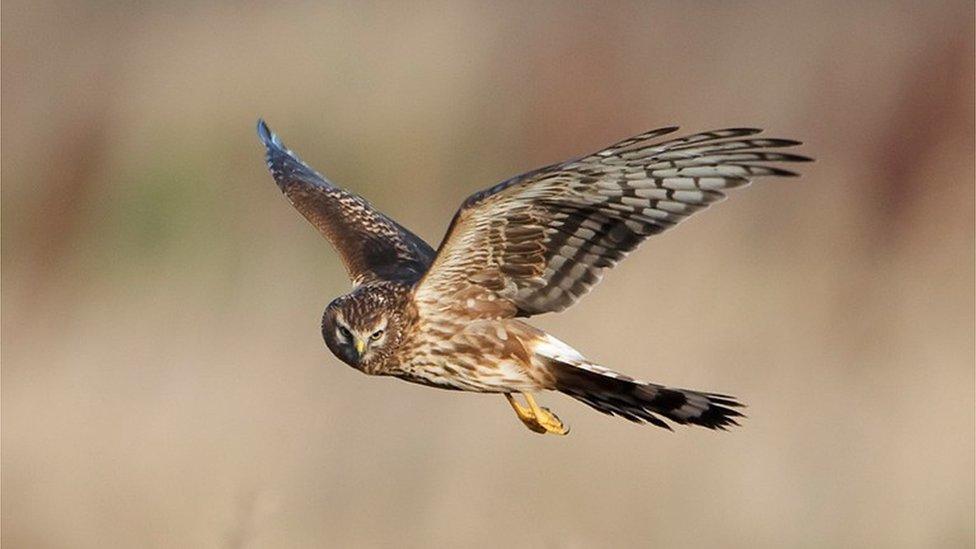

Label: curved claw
[505,393,570,436]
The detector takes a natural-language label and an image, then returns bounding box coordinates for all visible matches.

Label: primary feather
[258,119,435,285]
[415,127,811,318]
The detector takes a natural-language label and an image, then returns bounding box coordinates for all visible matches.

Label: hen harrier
[258,120,809,435]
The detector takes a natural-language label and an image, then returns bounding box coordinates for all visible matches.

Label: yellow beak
[354,338,366,357]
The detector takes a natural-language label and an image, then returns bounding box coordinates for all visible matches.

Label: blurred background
[2,1,973,547]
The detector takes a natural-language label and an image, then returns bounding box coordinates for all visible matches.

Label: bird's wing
[258,120,436,285]
[414,127,810,318]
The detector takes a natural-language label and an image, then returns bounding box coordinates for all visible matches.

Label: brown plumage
[258,119,810,435]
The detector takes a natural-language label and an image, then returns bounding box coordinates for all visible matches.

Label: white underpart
[532,333,654,385]
[532,333,587,365]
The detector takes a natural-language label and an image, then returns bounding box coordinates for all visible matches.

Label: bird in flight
[258,120,809,435]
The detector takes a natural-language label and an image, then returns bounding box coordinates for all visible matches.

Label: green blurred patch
[85,151,229,273]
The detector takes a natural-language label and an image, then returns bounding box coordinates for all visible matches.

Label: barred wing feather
[416,127,810,317]
[258,120,436,285]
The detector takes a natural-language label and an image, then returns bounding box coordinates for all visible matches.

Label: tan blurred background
[2,1,973,547]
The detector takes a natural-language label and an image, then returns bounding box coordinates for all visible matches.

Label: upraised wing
[415,127,810,318]
[258,119,436,285]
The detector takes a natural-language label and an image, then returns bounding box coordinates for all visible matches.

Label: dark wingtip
[772,153,814,163]
[255,119,331,192]
[256,118,281,149]
[697,402,747,430]
[722,127,764,136]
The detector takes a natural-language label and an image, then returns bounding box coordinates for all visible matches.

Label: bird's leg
[523,393,569,435]
[504,393,569,435]
[505,393,548,434]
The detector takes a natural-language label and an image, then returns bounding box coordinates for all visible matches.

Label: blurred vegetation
[2,1,973,548]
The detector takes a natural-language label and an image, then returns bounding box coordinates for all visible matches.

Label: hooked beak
[354,337,366,357]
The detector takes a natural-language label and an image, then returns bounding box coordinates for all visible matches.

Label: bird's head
[322,284,407,372]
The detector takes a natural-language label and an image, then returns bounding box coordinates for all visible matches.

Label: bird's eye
[370,329,384,341]
[338,326,352,340]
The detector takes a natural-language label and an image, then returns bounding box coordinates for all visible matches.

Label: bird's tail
[548,359,744,430]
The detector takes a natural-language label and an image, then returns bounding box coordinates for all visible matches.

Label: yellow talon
[505,393,548,434]
[505,393,569,435]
